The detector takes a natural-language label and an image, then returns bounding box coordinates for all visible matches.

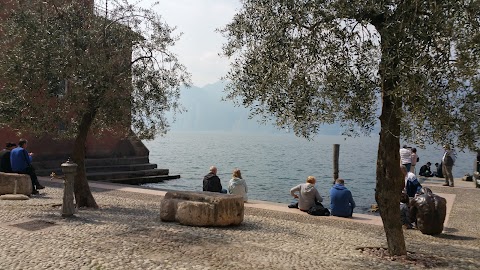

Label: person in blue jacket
[330,178,356,217]
[10,139,44,194]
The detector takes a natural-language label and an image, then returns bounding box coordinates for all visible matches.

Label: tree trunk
[72,110,98,208]
[376,82,406,255]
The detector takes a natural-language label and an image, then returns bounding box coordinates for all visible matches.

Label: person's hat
[5,142,16,148]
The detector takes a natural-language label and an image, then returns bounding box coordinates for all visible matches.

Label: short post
[61,158,77,217]
[333,144,340,184]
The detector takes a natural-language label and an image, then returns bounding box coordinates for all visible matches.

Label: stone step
[86,169,169,181]
[33,156,151,170]
[36,163,158,176]
[98,174,181,185]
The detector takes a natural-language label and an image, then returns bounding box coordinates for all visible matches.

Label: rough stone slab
[160,190,244,226]
[0,194,30,200]
[0,172,32,196]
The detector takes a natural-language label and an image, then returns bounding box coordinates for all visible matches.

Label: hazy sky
[142,0,241,87]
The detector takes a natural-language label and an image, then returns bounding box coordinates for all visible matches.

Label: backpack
[307,202,331,216]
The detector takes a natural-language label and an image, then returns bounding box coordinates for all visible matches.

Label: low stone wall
[0,172,32,195]
[160,190,244,226]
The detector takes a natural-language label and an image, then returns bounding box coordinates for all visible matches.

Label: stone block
[160,190,244,227]
[0,172,32,196]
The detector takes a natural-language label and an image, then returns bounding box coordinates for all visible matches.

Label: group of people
[290,177,356,218]
[202,166,248,202]
[202,166,355,218]
[401,144,456,187]
[0,139,44,195]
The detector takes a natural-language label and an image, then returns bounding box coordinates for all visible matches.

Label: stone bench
[160,190,244,226]
[0,172,32,196]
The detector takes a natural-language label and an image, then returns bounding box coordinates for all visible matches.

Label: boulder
[160,190,244,226]
[0,172,32,196]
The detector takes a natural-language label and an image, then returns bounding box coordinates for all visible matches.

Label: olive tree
[221,0,479,255]
[0,0,190,208]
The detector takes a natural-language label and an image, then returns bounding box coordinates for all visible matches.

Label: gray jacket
[290,183,323,211]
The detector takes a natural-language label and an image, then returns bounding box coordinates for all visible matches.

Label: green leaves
[222,0,480,149]
[0,0,190,140]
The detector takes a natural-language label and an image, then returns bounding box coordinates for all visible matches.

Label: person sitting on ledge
[401,165,422,197]
[203,166,226,193]
[400,192,413,229]
[0,142,16,173]
[10,139,45,195]
[290,176,323,212]
[419,162,433,177]
[330,178,356,218]
[228,168,248,202]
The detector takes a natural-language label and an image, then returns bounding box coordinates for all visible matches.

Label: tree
[221,0,479,255]
[0,0,190,208]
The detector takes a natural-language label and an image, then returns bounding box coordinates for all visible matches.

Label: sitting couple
[203,166,248,202]
[290,176,355,218]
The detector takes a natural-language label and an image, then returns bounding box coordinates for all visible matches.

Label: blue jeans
[403,163,411,172]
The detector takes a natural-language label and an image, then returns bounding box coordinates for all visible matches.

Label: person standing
[410,148,419,173]
[330,178,356,217]
[228,168,248,202]
[10,139,45,194]
[442,144,456,187]
[399,145,412,172]
[203,166,225,193]
[290,176,323,212]
[0,142,16,173]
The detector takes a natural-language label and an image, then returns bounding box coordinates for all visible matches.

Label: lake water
[143,132,477,213]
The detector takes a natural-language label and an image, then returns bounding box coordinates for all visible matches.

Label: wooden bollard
[333,144,340,184]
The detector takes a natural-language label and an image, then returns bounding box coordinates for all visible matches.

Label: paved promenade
[0,176,479,269]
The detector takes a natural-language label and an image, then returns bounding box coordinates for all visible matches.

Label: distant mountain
[167,81,345,135]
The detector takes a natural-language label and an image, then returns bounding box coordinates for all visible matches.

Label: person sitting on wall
[0,142,16,173]
[228,168,248,202]
[401,165,422,197]
[203,166,226,193]
[400,192,413,229]
[419,162,433,177]
[290,176,323,212]
[10,139,45,195]
[410,187,447,235]
[330,178,356,218]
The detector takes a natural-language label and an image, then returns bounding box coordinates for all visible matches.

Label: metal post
[333,144,340,184]
[61,158,77,217]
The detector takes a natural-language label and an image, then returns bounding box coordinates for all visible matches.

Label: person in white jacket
[228,168,248,202]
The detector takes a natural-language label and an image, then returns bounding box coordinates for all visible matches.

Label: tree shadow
[433,233,477,241]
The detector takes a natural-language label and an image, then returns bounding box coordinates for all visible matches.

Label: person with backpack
[402,165,422,197]
[442,144,456,187]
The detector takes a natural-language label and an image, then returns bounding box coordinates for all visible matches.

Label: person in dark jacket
[0,142,16,173]
[10,139,44,194]
[419,162,433,177]
[330,179,356,217]
[203,166,224,193]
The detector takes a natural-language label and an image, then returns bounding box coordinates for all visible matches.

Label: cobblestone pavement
[0,179,478,270]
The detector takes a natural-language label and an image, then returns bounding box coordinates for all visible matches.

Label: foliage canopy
[0,0,191,139]
[222,0,480,149]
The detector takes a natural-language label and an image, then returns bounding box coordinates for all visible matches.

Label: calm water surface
[143,132,477,213]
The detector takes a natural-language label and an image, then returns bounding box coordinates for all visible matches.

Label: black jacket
[203,172,222,192]
[0,149,13,173]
